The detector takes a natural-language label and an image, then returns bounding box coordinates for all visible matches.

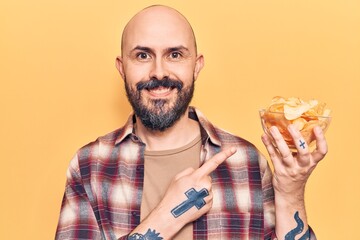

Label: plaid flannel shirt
[56,107,316,240]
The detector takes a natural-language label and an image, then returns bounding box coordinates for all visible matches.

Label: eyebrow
[167,46,190,53]
[130,45,190,54]
[131,46,152,53]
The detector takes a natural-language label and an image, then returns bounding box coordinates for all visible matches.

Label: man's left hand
[261,124,328,198]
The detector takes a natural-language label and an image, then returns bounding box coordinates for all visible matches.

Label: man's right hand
[128,147,236,240]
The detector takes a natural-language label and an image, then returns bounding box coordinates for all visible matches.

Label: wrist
[141,204,183,239]
[275,192,305,208]
[273,183,305,204]
[273,193,309,240]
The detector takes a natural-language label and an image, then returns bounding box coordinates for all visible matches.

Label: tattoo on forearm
[171,188,209,218]
[285,211,310,240]
[128,229,163,240]
[298,229,310,240]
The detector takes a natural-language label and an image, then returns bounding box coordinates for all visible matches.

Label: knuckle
[322,146,328,155]
[212,155,223,165]
[316,146,328,158]
[272,134,283,141]
[288,169,298,178]
[298,168,309,177]
[300,152,311,159]
[269,150,278,159]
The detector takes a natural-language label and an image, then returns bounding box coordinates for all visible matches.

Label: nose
[149,58,169,80]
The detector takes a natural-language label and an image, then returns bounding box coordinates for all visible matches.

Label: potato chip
[260,96,331,151]
[292,118,307,131]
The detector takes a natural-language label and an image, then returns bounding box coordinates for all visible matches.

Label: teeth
[149,87,171,94]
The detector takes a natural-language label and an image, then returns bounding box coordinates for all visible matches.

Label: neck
[134,108,200,151]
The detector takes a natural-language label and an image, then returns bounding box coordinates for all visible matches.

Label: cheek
[123,65,149,85]
[171,64,196,83]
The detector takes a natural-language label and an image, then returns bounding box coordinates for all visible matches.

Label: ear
[115,56,125,80]
[194,54,204,80]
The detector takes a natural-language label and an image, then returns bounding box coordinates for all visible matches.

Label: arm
[57,148,236,240]
[55,155,103,239]
[262,125,327,239]
[125,148,236,240]
[57,155,142,240]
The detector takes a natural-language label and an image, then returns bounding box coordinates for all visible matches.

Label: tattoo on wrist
[285,211,310,240]
[128,229,163,240]
[171,187,209,218]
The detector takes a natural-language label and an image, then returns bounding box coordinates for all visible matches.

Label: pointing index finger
[195,147,237,177]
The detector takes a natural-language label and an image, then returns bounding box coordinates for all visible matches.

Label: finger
[311,126,328,162]
[205,190,213,203]
[195,147,236,177]
[206,176,213,188]
[287,124,311,166]
[269,126,293,164]
[173,167,195,180]
[202,191,214,212]
[261,133,282,169]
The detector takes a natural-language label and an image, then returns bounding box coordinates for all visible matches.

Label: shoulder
[193,107,257,155]
[212,126,257,151]
[215,127,254,146]
[212,126,271,182]
[211,126,265,166]
[75,126,128,161]
[66,127,130,180]
[193,107,257,150]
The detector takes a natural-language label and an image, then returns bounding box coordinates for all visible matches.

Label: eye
[170,52,182,59]
[136,52,150,60]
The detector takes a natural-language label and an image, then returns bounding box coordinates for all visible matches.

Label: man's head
[116,5,204,131]
[120,5,198,55]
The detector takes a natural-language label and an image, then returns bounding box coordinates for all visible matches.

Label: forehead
[122,7,196,52]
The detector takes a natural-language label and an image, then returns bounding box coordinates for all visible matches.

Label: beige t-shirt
[141,134,202,240]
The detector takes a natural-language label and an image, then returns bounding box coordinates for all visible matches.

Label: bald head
[121,5,197,55]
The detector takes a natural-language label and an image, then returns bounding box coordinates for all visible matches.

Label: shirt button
[132,211,137,216]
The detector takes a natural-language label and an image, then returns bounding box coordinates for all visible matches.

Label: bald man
[56,5,325,240]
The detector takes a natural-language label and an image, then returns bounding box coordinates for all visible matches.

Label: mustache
[136,77,183,91]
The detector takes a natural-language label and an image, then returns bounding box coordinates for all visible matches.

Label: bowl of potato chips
[259,96,331,151]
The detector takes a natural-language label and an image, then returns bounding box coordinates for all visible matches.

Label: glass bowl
[259,109,331,151]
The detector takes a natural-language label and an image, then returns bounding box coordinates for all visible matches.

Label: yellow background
[1,0,359,239]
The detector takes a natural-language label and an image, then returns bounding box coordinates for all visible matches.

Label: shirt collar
[114,114,136,145]
[114,106,222,147]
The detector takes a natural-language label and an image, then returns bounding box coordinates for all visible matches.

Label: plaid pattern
[55,107,316,240]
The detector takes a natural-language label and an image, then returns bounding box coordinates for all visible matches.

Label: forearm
[127,205,184,240]
[125,149,236,240]
[260,126,327,239]
[274,190,310,240]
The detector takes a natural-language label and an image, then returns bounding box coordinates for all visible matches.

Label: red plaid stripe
[56,107,316,240]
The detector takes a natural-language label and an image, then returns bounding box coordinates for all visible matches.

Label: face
[116,6,204,131]
[124,76,195,131]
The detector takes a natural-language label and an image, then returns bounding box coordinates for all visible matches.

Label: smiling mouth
[145,86,177,97]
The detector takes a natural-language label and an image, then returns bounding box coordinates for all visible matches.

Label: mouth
[145,86,177,98]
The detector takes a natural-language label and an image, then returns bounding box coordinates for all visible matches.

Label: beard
[124,77,195,132]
